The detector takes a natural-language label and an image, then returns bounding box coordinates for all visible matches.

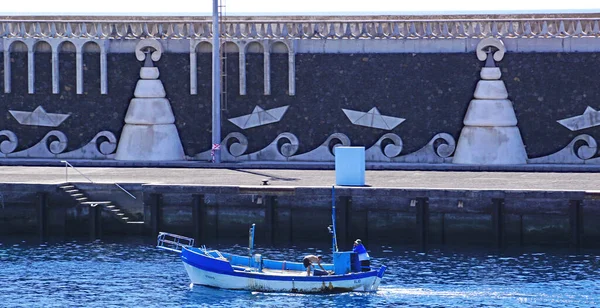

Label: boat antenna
[331,186,338,253]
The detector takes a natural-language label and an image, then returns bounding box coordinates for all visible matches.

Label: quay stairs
[59,183,144,224]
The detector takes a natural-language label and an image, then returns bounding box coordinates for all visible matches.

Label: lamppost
[211,0,221,163]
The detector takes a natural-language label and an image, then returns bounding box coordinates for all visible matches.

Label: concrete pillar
[569,199,583,249]
[4,44,11,93]
[51,47,59,94]
[192,194,204,243]
[100,45,107,94]
[89,204,102,241]
[150,193,162,238]
[28,50,34,94]
[189,46,197,95]
[288,47,295,96]
[263,41,270,95]
[264,196,276,246]
[37,192,48,241]
[239,50,246,95]
[491,198,505,249]
[416,197,429,251]
[76,46,83,94]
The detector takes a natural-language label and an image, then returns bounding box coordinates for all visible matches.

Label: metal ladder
[58,160,143,224]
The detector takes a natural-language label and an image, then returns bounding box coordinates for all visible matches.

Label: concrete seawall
[1,166,599,249]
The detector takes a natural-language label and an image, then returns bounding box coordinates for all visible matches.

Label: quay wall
[2,183,599,249]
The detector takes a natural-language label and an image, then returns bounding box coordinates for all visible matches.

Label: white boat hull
[183,262,382,293]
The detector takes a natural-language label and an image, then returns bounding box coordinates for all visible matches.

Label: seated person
[302,254,327,276]
[353,239,371,272]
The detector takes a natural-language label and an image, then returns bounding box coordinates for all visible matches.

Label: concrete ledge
[4,158,600,172]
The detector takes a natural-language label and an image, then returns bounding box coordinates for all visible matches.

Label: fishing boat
[157,187,386,293]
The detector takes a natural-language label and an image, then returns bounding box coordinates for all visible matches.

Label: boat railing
[156,232,195,253]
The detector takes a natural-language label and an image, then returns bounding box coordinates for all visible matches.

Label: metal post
[331,186,338,253]
[211,0,221,163]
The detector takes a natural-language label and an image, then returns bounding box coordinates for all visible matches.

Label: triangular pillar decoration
[453,38,528,164]
[115,39,185,161]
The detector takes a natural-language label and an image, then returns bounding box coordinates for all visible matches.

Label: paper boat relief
[342,107,405,130]
[557,106,600,131]
[9,106,70,127]
[228,105,289,129]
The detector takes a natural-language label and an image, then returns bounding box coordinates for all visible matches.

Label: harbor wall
[1,15,600,167]
[2,183,599,249]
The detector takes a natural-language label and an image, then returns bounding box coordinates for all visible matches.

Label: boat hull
[181,248,385,293]
[183,262,382,293]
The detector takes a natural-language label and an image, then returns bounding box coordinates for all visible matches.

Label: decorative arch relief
[0,130,117,159]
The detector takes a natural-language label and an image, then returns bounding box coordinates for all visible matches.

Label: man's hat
[354,239,362,244]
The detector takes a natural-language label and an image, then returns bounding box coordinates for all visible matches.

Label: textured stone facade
[1,50,600,160]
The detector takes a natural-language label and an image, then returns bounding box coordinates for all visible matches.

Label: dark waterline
[1,236,599,307]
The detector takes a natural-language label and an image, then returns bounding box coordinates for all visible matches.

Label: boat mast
[331,186,338,253]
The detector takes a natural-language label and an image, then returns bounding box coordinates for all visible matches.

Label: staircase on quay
[59,183,144,224]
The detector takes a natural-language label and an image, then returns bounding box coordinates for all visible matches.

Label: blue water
[1,237,599,307]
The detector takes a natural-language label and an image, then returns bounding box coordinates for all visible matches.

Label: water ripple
[1,238,599,307]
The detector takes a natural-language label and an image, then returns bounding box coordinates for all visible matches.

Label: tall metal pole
[211,0,221,163]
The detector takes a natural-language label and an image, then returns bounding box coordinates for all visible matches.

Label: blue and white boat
[157,231,386,293]
[157,187,386,293]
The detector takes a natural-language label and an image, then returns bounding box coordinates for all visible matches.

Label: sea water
[1,237,599,307]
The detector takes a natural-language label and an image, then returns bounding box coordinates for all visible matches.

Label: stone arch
[33,40,52,53]
[33,40,52,93]
[58,40,76,53]
[82,40,101,53]
[269,41,290,95]
[7,40,29,93]
[82,41,101,94]
[58,41,76,94]
[246,41,264,53]
[8,40,28,52]
[270,41,289,54]
[222,41,239,53]
[195,41,212,53]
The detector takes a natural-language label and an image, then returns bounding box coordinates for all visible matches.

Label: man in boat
[353,239,371,272]
[302,255,328,276]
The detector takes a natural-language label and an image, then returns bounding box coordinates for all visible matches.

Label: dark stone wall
[1,51,599,158]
